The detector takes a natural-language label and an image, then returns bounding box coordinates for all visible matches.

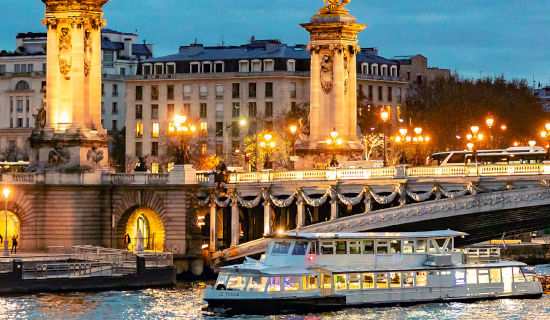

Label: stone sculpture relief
[320,53,333,94]
[84,29,92,77]
[48,144,70,166]
[58,27,72,79]
[86,145,104,166]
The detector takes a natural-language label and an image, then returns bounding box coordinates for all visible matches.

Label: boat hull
[204,292,543,315]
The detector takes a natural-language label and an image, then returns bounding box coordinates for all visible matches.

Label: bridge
[198,163,550,264]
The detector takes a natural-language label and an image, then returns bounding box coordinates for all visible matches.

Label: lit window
[201,144,207,155]
[302,276,318,290]
[334,274,347,290]
[362,273,374,288]
[348,274,361,290]
[135,123,143,138]
[151,162,159,173]
[152,123,159,137]
[200,122,208,135]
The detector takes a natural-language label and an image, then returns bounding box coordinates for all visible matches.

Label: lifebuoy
[216,284,227,290]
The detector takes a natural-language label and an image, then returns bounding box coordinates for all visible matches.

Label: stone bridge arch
[112,189,168,251]
[3,189,35,250]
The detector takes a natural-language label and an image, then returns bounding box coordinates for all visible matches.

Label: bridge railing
[225,163,550,183]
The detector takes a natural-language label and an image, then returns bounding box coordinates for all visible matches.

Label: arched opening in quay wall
[117,206,165,252]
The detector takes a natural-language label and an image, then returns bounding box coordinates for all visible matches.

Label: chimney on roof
[124,38,132,58]
[250,35,256,43]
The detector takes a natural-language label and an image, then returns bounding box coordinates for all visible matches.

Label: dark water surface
[1,279,550,319]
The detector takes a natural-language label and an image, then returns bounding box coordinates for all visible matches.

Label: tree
[361,133,384,161]
[357,89,381,135]
[405,73,545,153]
[0,145,27,162]
[109,128,126,172]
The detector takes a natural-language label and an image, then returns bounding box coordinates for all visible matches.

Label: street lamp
[224,119,247,158]
[380,109,390,167]
[168,114,197,164]
[3,188,9,256]
[466,125,484,163]
[326,127,343,167]
[541,123,550,159]
[289,125,298,157]
[394,127,430,165]
[259,133,276,169]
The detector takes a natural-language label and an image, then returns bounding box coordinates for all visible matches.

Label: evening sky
[1,0,549,85]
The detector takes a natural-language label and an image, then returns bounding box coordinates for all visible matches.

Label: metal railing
[226,163,550,184]
[460,247,502,263]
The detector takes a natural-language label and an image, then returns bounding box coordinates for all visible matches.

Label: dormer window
[202,61,213,73]
[390,65,398,77]
[287,59,296,72]
[166,63,176,74]
[361,63,369,74]
[142,64,152,75]
[251,59,262,72]
[154,63,164,75]
[264,59,274,72]
[239,60,250,73]
[190,62,200,74]
[371,63,379,76]
[214,61,224,73]
[381,64,388,76]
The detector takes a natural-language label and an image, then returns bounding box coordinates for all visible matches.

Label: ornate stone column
[231,198,239,247]
[299,2,366,156]
[296,195,305,228]
[32,0,110,170]
[263,201,272,235]
[209,203,217,252]
[330,198,339,220]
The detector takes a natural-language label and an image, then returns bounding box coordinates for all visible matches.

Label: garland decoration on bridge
[301,187,334,207]
[197,196,210,206]
[368,186,399,205]
[236,192,263,209]
[269,191,298,207]
[336,186,367,206]
[406,187,435,202]
[214,195,232,208]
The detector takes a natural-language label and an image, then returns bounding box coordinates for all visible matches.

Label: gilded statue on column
[58,27,72,79]
[324,0,351,10]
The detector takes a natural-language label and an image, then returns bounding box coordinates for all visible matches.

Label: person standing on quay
[11,235,18,254]
[0,234,2,245]
[124,233,131,250]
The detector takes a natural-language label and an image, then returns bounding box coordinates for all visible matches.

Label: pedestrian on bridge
[11,235,18,254]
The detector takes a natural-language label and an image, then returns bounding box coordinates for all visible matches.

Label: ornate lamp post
[466,125,484,163]
[380,109,390,167]
[289,124,298,156]
[259,133,276,169]
[3,188,9,256]
[326,127,343,167]
[168,115,197,165]
[394,127,430,165]
[224,119,247,158]
[486,116,494,148]
[540,123,550,160]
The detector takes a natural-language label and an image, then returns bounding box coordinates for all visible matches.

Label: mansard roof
[144,40,398,66]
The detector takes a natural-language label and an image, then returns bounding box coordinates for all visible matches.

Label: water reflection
[0,281,549,319]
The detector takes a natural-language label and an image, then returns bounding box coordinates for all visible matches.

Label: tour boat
[203,231,543,314]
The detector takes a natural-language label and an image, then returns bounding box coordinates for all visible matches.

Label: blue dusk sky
[1,0,549,85]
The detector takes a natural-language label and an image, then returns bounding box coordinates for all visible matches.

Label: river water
[2,273,550,319]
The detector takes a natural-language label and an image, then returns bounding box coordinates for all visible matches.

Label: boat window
[271,241,292,255]
[348,274,361,289]
[490,269,501,283]
[513,267,525,282]
[362,273,374,289]
[226,276,247,290]
[390,272,401,287]
[322,275,332,289]
[309,241,318,255]
[349,241,361,254]
[453,270,465,286]
[334,274,347,290]
[267,277,281,291]
[466,269,477,284]
[390,240,402,253]
[436,238,448,251]
[478,269,490,284]
[335,241,347,254]
[247,276,268,292]
[303,276,318,290]
[283,276,300,291]
[403,272,415,287]
[416,240,427,253]
[292,241,308,255]
[403,240,414,253]
[321,241,334,254]
[376,273,388,288]
[376,240,389,254]
[363,240,374,254]
[416,272,427,286]
[215,273,229,287]
[428,239,437,253]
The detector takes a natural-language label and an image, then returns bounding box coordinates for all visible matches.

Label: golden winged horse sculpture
[324,0,351,9]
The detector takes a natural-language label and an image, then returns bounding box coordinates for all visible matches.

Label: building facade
[393,54,451,89]
[0,30,152,161]
[125,39,406,170]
